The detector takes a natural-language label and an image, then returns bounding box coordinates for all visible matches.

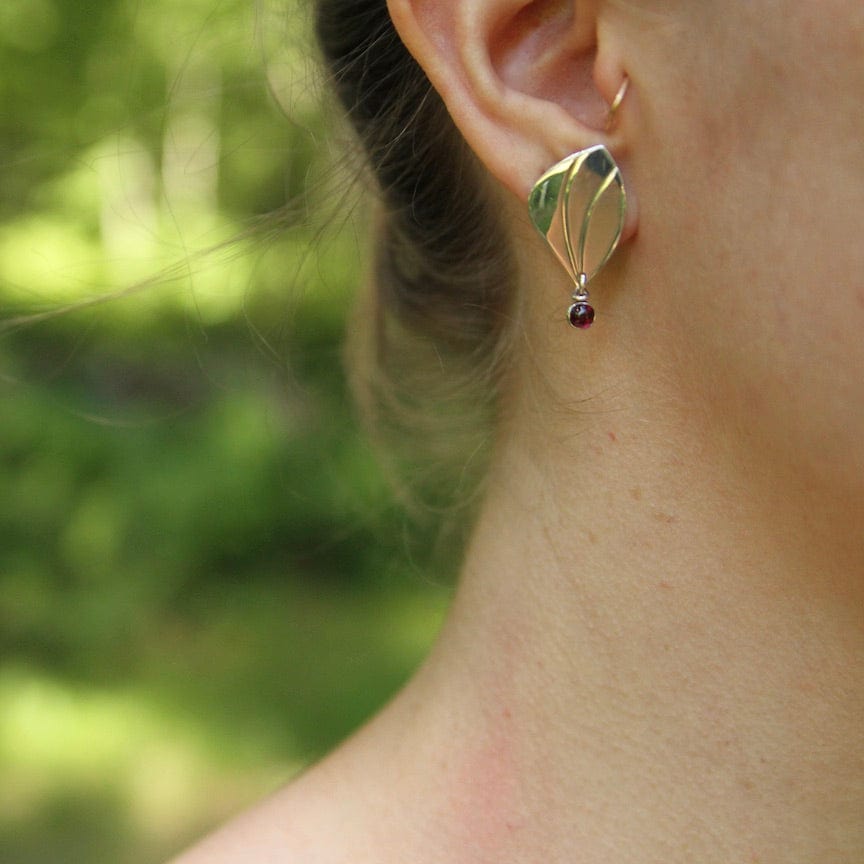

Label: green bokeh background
[0,1,452,860]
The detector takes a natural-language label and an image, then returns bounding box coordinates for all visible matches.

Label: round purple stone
[568,301,595,329]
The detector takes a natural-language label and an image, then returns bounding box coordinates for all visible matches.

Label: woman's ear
[385,0,627,200]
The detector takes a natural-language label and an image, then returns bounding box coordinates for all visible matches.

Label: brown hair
[314,0,517,520]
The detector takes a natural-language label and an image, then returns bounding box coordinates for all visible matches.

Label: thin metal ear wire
[605,77,630,132]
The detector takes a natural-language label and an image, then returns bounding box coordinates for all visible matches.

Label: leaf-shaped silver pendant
[528,145,626,293]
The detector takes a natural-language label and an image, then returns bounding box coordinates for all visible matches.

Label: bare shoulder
[166,668,448,864]
[164,695,427,864]
[167,753,365,864]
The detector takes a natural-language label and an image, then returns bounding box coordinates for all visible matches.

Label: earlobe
[385,0,623,201]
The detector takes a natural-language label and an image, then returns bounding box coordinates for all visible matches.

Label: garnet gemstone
[568,301,595,329]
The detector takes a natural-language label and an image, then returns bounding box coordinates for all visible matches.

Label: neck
[400,352,864,863]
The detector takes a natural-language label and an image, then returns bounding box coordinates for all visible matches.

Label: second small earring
[528,145,627,329]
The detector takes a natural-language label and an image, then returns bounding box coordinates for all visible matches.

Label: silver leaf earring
[528,145,627,329]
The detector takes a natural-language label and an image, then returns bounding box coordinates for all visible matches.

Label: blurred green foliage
[0,1,452,861]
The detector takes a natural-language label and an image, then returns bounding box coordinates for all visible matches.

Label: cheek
[632,7,864,496]
[666,204,864,500]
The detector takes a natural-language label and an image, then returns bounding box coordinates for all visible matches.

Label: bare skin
[171,0,864,861]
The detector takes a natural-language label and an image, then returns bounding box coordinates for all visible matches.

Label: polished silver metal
[573,272,590,302]
[606,78,630,132]
[528,144,626,325]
